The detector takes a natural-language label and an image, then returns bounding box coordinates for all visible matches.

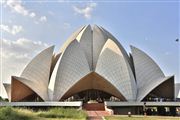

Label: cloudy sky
[0,0,179,98]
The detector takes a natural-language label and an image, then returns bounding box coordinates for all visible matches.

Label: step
[87,111,110,120]
[83,103,105,111]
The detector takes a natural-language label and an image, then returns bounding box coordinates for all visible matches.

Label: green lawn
[0,107,87,120]
[105,115,180,120]
[1,107,179,120]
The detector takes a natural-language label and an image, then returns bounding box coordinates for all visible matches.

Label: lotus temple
[2,25,180,115]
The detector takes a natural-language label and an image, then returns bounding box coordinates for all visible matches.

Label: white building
[3,25,175,102]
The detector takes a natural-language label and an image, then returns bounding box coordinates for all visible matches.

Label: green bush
[0,107,87,120]
[0,107,31,120]
[37,107,87,119]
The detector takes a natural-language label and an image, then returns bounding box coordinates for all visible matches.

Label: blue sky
[0,0,179,98]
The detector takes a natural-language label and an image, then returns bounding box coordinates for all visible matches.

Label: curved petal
[59,25,85,52]
[175,83,180,98]
[48,54,62,101]
[11,76,35,101]
[76,25,93,70]
[49,40,90,101]
[12,76,48,101]
[99,26,133,70]
[20,46,54,101]
[61,72,126,100]
[92,25,108,69]
[137,76,174,101]
[130,46,165,89]
[95,39,137,101]
[3,83,11,101]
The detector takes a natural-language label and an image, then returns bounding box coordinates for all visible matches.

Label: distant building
[3,25,175,102]
[175,83,180,99]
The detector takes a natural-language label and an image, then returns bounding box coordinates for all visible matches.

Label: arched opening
[60,72,126,102]
[142,76,174,102]
[11,77,43,102]
[64,89,121,103]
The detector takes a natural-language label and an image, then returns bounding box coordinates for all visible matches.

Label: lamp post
[143,102,147,116]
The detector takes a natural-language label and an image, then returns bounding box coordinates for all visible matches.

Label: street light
[143,102,147,116]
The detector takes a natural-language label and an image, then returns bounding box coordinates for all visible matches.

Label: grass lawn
[105,115,180,120]
[1,107,179,120]
[0,107,87,120]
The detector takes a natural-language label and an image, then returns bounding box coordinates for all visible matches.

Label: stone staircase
[83,103,111,120]
[83,103,105,111]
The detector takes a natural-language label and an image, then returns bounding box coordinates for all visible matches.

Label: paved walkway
[86,111,109,120]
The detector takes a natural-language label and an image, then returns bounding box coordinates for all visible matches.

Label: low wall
[105,105,114,115]
[104,101,180,116]
[105,101,180,107]
[0,101,83,107]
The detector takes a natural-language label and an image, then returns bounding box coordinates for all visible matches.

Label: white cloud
[6,0,28,16]
[6,0,46,23]
[2,38,48,57]
[0,0,5,4]
[0,24,23,35]
[39,16,47,22]
[0,24,9,33]
[1,38,49,98]
[73,2,97,19]
[29,12,36,18]
[11,25,23,35]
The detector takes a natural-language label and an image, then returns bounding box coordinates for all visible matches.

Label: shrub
[0,107,87,120]
[0,107,31,120]
[37,107,87,119]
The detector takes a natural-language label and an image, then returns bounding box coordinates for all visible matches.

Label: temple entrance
[64,89,121,103]
[72,89,109,111]
[77,89,111,103]
[60,72,126,102]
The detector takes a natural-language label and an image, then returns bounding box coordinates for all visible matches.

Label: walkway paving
[86,111,109,120]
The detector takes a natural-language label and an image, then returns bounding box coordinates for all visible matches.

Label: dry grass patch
[105,115,180,120]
